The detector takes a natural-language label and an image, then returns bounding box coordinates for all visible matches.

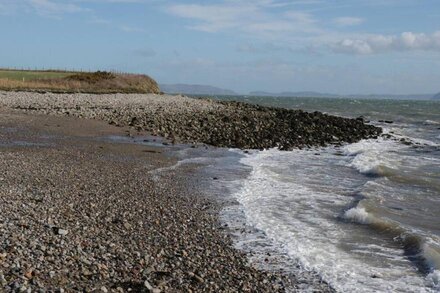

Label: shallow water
[135,96,440,291]
[190,96,440,292]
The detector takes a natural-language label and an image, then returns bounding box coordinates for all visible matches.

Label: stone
[0,272,7,286]
[57,229,69,236]
[144,280,153,290]
[24,270,33,279]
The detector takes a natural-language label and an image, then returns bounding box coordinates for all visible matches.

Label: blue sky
[0,0,439,94]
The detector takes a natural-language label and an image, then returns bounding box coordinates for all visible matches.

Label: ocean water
[200,96,440,292]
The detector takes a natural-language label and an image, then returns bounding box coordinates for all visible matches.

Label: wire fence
[0,66,137,76]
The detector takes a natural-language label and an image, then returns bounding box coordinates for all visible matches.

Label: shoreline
[173,144,338,292]
[0,91,382,150]
[0,90,378,291]
[0,109,336,291]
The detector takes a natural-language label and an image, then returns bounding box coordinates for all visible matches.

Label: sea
[161,96,440,292]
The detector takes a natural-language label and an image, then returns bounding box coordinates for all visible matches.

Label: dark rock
[143,149,161,154]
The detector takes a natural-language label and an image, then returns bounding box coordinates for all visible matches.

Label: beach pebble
[53,228,69,236]
[0,91,338,292]
[144,280,153,290]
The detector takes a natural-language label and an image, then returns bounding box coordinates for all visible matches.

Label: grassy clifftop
[0,69,160,94]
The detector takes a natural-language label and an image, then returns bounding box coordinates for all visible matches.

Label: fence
[0,66,138,76]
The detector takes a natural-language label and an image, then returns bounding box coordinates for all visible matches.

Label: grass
[0,69,74,81]
[0,69,160,94]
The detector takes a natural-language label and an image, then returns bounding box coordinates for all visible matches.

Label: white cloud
[28,0,85,16]
[333,31,440,54]
[167,3,252,32]
[0,0,149,33]
[333,17,364,27]
[0,0,149,17]
[167,1,322,37]
[333,39,373,54]
[167,1,440,56]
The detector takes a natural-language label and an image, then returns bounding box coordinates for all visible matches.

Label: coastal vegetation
[0,69,160,94]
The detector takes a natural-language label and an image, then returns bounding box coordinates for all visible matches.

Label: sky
[0,0,439,94]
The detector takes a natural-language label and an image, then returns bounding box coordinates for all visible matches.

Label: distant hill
[249,91,339,98]
[160,83,437,100]
[160,84,237,96]
[249,91,434,100]
[350,94,434,100]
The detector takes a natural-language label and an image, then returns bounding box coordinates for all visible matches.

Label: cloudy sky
[0,0,439,94]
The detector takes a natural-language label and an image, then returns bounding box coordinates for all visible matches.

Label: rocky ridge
[0,91,382,150]
[0,112,330,292]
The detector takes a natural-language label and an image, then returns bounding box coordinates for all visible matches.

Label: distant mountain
[350,94,434,100]
[160,83,437,100]
[249,91,338,98]
[249,91,434,100]
[160,84,237,96]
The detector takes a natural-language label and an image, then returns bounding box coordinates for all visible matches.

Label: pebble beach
[0,91,381,292]
[0,110,298,292]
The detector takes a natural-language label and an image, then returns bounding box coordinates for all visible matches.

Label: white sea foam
[343,138,402,176]
[424,120,440,125]
[427,270,440,290]
[343,207,374,224]
[403,135,440,147]
[149,157,212,179]
[383,124,440,147]
[229,148,437,292]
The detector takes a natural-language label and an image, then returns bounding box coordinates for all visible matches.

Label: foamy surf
[343,201,440,278]
[343,137,403,176]
[203,95,440,292]
[424,120,440,126]
[427,271,440,290]
[223,144,440,292]
[343,206,374,224]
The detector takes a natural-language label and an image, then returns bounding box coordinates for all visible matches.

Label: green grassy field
[0,69,74,81]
